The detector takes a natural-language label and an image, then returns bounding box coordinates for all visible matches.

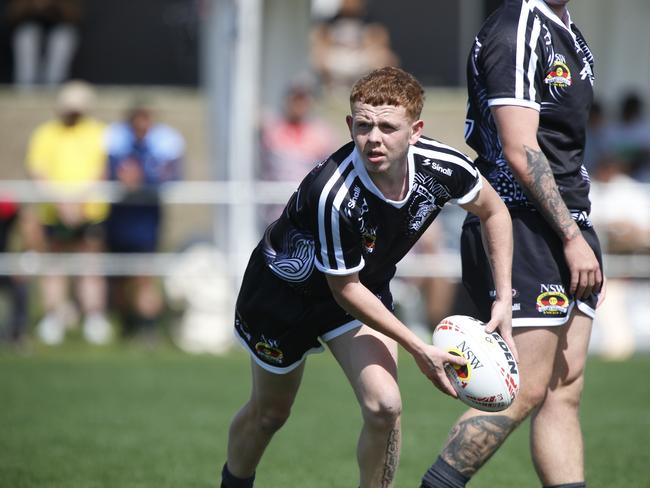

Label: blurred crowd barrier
[0,179,648,358]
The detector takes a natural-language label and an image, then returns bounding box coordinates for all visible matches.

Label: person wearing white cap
[24,80,112,345]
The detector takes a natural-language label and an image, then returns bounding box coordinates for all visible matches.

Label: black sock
[421,456,469,488]
[543,484,586,488]
[221,463,255,488]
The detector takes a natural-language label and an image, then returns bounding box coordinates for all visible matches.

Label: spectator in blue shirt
[105,101,184,340]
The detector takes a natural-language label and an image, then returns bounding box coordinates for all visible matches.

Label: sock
[543,484,586,488]
[421,456,469,488]
[221,463,255,488]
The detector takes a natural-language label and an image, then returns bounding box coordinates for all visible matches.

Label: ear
[409,119,424,145]
[346,115,354,138]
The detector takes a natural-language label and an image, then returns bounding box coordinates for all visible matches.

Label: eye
[356,121,371,131]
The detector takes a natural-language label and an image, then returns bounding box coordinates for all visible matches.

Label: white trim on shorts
[320,318,362,342]
[576,300,596,319]
[234,329,325,375]
[512,299,596,327]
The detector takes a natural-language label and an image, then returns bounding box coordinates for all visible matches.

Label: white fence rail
[1,180,648,279]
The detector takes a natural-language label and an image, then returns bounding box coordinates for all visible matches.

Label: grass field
[1,344,649,488]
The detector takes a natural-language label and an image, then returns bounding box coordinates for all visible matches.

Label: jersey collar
[534,0,577,42]
[351,146,415,208]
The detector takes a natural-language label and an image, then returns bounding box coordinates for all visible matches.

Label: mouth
[366,151,385,164]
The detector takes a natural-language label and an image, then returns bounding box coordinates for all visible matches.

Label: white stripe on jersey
[488,97,541,111]
[414,143,478,177]
[527,15,541,101]
[515,1,531,100]
[318,156,353,269]
[331,169,359,269]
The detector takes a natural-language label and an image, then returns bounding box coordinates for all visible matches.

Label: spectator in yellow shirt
[25,80,112,345]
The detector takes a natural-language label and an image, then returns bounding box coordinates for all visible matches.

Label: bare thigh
[327,325,400,409]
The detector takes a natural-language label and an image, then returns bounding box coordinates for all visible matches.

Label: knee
[511,383,549,420]
[362,395,402,431]
[255,405,292,434]
[544,375,585,413]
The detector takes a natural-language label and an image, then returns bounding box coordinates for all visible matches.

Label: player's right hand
[413,345,467,398]
[563,233,602,300]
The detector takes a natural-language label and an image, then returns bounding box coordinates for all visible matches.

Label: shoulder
[302,141,357,204]
[80,117,106,132]
[478,1,525,44]
[147,124,186,159]
[412,136,476,173]
[30,120,59,140]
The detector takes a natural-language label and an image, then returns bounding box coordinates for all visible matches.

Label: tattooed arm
[491,105,602,300]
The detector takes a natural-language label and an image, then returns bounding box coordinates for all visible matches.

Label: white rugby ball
[432,315,519,412]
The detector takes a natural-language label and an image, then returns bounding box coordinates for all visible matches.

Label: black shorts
[234,248,393,374]
[461,209,603,327]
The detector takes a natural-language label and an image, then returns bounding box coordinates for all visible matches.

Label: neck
[370,160,409,201]
[546,2,569,26]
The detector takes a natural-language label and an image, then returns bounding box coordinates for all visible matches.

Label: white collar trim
[533,0,576,41]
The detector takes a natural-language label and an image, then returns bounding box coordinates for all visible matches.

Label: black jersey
[465,0,595,213]
[259,137,481,297]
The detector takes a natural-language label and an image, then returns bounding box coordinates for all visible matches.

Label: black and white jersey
[259,138,481,297]
[465,0,595,213]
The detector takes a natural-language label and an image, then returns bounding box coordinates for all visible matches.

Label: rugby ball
[432,315,519,412]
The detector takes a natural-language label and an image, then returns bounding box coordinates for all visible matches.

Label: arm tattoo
[521,145,579,240]
[441,415,518,476]
[381,428,400,487]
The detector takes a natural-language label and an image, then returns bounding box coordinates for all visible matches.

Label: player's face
[346,102,423,175]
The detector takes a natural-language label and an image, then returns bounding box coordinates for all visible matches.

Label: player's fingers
[437,367,459,397]
[502,332,519,363]
[484,319,497,334]
[574,270,587,299]
[595,267,603,294]
[569,269,579,296]
[579,270,594,300]
[445,353,467,367]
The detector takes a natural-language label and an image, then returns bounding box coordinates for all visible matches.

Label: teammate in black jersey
[421,2,604,488]
[220,67,515,488]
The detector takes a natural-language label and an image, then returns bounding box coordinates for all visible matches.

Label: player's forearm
[329,279,423,354]
[507,144,580,242]
[479,208,513,302]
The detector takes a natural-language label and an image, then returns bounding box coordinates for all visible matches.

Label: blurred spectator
[310,0,399,90]
[589,160,650,360]
[259,80,337,224]
[583,100,607,176]
[591,159,650,255]
[6,0,83,88]
[25,80,111,345]
[602,92,650,183]
[0,194,29,346]
[105,100,184,341]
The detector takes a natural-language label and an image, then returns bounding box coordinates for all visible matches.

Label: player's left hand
[485,298,518,362]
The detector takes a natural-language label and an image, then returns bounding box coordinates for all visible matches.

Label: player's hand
[413,345,467,398]
[563,233,602,300]
[485,298,518,362]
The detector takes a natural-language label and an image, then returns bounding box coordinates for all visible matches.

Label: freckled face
[346,103,422,175]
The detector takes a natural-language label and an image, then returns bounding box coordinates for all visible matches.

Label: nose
[367,126,382,144]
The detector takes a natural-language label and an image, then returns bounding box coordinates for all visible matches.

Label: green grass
[1,344,649,487]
